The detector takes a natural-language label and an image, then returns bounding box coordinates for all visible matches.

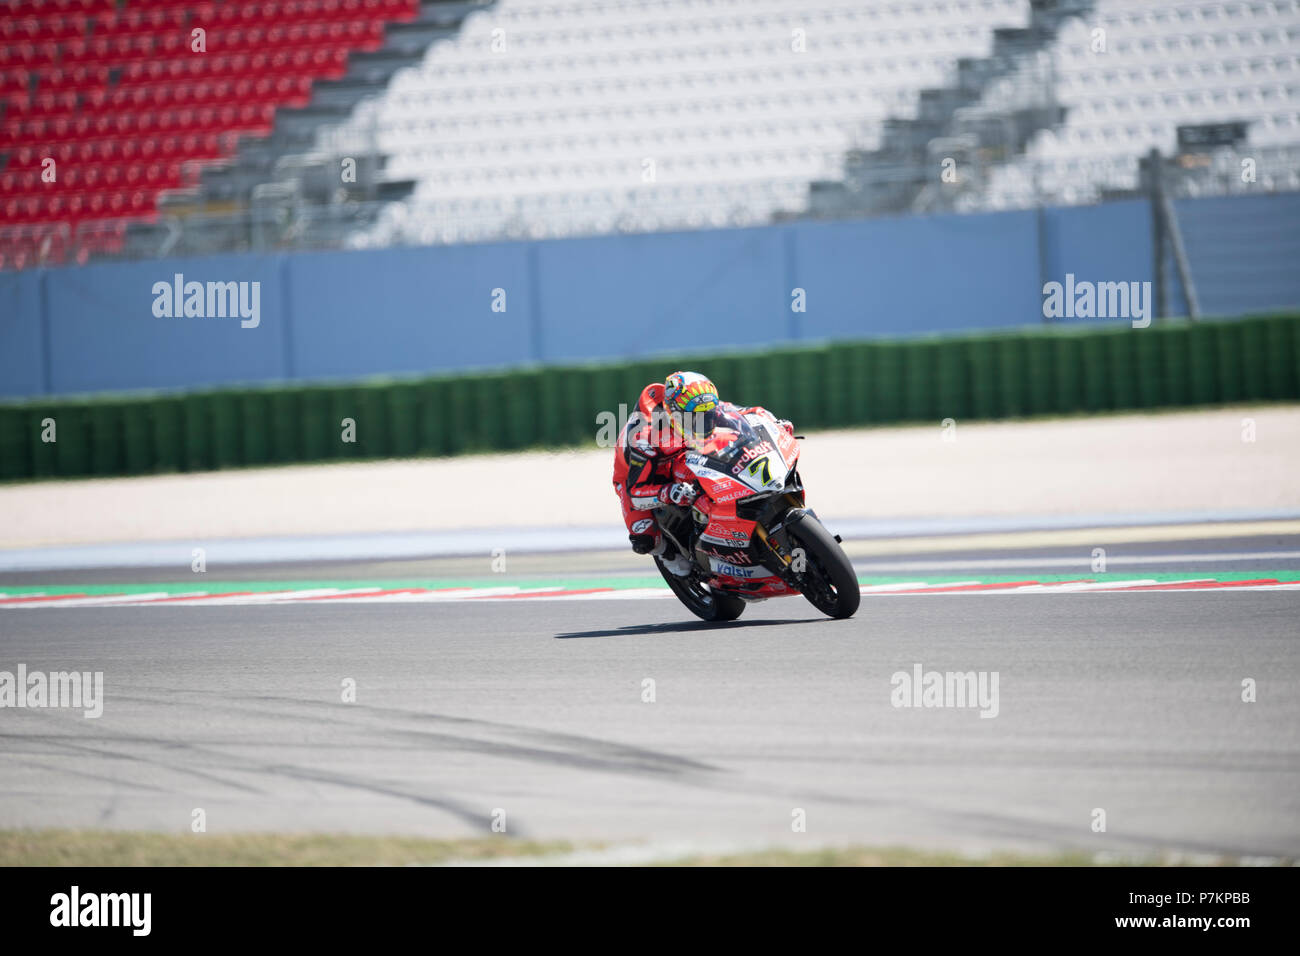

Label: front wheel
[654,558,746,622]
[788,516,860,619]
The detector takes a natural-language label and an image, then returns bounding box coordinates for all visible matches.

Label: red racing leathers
[612,383,684,552]
[612,382,791,552]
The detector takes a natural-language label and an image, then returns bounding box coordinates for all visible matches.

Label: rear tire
[655,558,746,622]
[788,515,860,619]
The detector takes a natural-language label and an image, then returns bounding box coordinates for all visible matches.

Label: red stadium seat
[0,0,412,268]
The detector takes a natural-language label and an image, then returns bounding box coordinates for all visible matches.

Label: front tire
[788,515,860,619]
[654,558,746,622]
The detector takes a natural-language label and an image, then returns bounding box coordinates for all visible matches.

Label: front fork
[753,495,816,587]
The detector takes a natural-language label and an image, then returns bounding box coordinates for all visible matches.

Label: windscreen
[685,409,772,465]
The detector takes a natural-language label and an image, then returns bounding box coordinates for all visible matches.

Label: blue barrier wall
[0,269,45,397]
[2,192,1297,399]
[288,241,538,379]
[1173,191,1300,317]
[41,253,289,395]
[1041,199,1155,291]
[534,226,790,362]
[792,208,1045,340]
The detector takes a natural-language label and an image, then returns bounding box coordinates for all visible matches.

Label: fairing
[673,409,803,596]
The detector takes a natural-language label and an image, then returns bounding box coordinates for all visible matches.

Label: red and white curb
[2,577,1299,609]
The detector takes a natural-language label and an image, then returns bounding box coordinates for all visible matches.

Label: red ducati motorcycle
[651,406,860,622]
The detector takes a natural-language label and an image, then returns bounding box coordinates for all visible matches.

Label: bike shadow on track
[554,618,830,639]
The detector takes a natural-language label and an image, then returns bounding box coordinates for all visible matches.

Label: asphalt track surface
[1,535,1298,858]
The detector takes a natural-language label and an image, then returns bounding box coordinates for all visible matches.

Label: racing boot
[652,536,693,577]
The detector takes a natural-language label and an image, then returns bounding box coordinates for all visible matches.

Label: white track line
[854,551,1300,572]
[0,592,174,609]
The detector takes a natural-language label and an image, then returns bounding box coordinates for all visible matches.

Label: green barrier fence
[1,313,1297,482]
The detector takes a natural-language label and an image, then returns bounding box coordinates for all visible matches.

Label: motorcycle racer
[612,371,794,575]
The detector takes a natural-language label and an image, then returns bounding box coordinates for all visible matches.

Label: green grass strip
[0,829,573,867]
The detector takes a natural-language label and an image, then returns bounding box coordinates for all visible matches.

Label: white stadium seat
[966,0,1300,211]
[316,0,1032,244]
[307,0,1299,243]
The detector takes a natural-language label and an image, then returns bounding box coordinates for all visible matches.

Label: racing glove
[658,481,698,507]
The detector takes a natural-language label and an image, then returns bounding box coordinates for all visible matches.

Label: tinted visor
[681,407,719,437]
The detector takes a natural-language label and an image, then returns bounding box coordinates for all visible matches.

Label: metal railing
[3,144,1298,270]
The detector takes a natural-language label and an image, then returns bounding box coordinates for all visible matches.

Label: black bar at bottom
[0,864,1291,943]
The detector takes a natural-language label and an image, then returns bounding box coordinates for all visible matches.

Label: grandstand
[1,0,1297,267]
[958,0,1300,211]
[0,0,428,268]
[324,0,1035,246]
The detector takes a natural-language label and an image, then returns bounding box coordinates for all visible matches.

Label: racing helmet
[663,371,720,439]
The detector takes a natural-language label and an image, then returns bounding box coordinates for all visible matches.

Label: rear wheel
[788,516,860,619]
[654,558,746,622]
